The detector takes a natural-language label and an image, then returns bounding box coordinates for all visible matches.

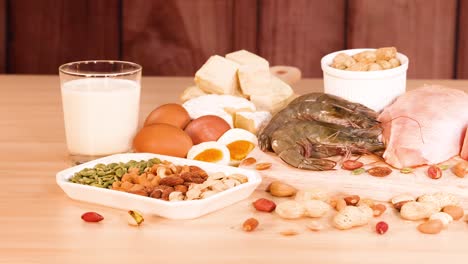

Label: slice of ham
[378,85,468,168]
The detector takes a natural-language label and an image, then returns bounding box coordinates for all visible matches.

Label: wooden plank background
[8,0,120,74]
[457,0,468,79]
[348,0,458,79]
[258,0,346,77]
[0,0,5,73]
[1,0,468,79]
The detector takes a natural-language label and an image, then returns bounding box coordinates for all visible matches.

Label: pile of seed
[68,158,161,188]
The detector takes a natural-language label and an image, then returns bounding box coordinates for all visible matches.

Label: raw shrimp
[270,121,385,170]
[258,93,382,151]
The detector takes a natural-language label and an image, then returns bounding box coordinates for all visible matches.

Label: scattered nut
[391,194,415,211]
[268,181,297,197]
[280,230,299,236]
[427,165,442,179]
[429,212,453,227]
[417,219,443,234]
[333,205,373,230]
[306,221,324,231]
[400,201,439,221]
[242,218,259,232]
[127,210,144,226]
[275,201,306,219]
[174,184,188,194]
[344,195,360,206]
[442,205,464,221]
[333,198,348,212]
[417,192,459,209]
[240,157,257,166]
[342,160,363,170]
[252,198,276,212]
[81,212,104,223]
[302,200,330,218]
[294,189,329,202]
[367,166,392,177]
[256,162,272,170]
[372,204,387,217]
[452,160,468,178]
[357,198,375,208]
[375,221,388,235]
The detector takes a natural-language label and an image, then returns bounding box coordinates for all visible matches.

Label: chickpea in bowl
[331,47,401,71]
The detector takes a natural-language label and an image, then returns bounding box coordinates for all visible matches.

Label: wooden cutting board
[241,148,468,208]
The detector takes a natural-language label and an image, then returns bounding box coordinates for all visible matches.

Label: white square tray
[56,153,262,219]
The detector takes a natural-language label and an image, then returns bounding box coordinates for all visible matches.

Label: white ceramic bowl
[321,48,409,112]
[56,153,262,219]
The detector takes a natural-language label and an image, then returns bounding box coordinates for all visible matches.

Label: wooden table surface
[1,75,467,264]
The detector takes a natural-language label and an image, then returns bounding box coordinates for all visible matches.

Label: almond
[256,162,272,170]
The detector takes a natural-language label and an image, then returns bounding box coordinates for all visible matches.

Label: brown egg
[144,103,191,129]
[184,115,231,145]
[133,124,193,157]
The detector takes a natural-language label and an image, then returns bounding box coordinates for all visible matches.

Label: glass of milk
[59,60,142,162]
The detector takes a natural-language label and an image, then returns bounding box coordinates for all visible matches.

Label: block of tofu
[250,77,294,114]
[182,94,256,127]
[234,111,272,134]
[226,50,269,68]
[226,50,271,96]
[194,55,240,95]
[179,85,208,102]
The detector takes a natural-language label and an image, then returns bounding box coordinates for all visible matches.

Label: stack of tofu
[180,50,295,134]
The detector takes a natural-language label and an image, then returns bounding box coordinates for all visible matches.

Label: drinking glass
[59,60,142,163]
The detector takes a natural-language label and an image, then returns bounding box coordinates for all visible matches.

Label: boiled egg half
[187,141,230,165]
[217,128,258,165]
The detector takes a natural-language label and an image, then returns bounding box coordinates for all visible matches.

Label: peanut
[255,162,272,170]
[452,160,468,178]
[280,230,299,236]
[344,195,360,206]
[442,205,464,221]
[306,221,324,231]
[372,204,387,217]
[342,160,363,170]
[242,218,259,232]
[331,53,355,69]
[417,219,443,234]
[375,47,397,61]
[357,198,375,208]
[252,198,276,212]
[388,58,400,68]
[400,201,439,221]
[391,194,415,211]
[353,50,377,63]
[429,212,453,227]
[294,189,329,202]
[427,165,442,179]
[368,63,382,71]
[268,181,297,197]
[240,157,257,166]
[275,201,306,219]
[333,198,347,212]
[81,212,104,223]
[417,192,459,209]
[302,200,330,218]
[333,205,373,230]
[346,62,369,71]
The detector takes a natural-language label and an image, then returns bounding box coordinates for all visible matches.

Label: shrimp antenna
[379,116,425,144]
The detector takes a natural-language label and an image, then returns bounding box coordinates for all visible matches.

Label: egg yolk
[194,149,223,162]
[227,140,255,161]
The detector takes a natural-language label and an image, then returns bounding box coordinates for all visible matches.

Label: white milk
[61,78,140,156]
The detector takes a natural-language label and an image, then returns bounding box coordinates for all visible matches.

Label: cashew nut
[333,205,373,230]
[400,201,439,220]
[168,191,184,201]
